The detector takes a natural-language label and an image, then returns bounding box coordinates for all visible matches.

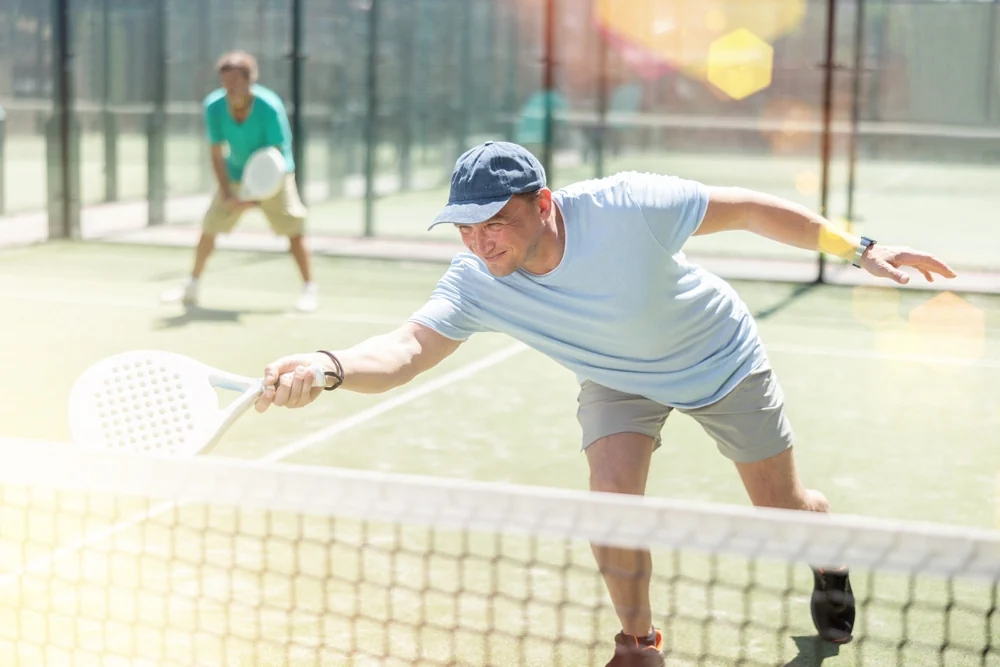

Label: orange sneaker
[606,628,665,666]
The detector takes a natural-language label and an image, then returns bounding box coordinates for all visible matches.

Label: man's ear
[536,188,553,217]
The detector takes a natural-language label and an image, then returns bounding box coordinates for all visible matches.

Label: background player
[161,50,317,313]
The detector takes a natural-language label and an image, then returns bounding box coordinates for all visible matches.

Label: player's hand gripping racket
[238,147,286,201]
[68,350,326,457]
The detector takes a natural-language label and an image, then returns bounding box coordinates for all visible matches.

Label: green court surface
[1,241,1000,665]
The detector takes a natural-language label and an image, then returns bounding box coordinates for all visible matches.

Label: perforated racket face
[69,351,224,456]
[240,147,285,200]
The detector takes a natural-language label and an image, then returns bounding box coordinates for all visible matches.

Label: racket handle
[274,363,333,389]
[308,363,328,388]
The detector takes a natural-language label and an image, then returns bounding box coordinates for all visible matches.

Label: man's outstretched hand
[255,352,332,413]
[860,244,957,285]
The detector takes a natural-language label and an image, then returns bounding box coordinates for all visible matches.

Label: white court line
[0,342,527,589]
[259,342,527,463]
[767,343,1000,369]
[0,287,402,325]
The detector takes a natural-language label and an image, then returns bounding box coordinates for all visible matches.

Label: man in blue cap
[255,141,955,665]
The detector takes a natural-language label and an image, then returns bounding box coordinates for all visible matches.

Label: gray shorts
[576,364,794,464]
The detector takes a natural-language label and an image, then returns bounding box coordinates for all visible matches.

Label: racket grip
[308,363,329,388]
[273,364,332,389]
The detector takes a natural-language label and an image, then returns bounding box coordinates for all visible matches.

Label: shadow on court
[145,252,287,283]
[784,635,843,666]
[153,304,287,329]
[752,282,821,321]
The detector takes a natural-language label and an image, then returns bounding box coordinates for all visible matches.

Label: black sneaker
[811,566,855,643]
[606,628,665,666]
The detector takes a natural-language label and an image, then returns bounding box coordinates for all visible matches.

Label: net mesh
[1,439,999,667]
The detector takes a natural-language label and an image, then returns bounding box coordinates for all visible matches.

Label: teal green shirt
[203,84,295,182]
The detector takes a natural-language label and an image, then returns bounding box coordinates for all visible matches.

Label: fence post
[363,0,379,237]
[845,0,867,227]
[48,0,80,239]
[147,0,168,226]
[291,0,306,202]
[816,0,839,283]
[541,0,556,180]
[0,108,6,216]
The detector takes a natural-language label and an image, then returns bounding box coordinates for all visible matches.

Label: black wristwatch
[852,236,876,268]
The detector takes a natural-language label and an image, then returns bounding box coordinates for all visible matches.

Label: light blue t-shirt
[408,171,767,410]
[204,84,295,182]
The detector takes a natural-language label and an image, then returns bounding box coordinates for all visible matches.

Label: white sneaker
[161,278,199,306]
[296,282,318,313]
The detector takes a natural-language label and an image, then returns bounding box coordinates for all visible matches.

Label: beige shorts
[576,364,794,464]
[202,173,307,236]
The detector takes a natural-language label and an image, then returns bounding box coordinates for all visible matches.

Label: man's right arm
[255,321,463,411]
[204,101,234,201]
[323,321,462,394]
[210,144,232,199]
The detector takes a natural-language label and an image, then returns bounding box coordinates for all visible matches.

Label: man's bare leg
[161,232,217,305]
[735,447,854,644]
[192,232,217,280]
[288,235,317,312]
[734,447,828,512]
[288,234,312,283]
[586,432,657,637]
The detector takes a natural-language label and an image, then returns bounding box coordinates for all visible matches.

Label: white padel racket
[239,147,286,201]
[68,350,326,457]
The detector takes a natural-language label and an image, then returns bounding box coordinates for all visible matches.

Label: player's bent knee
[736,447,828,513]
[805,488,830,513]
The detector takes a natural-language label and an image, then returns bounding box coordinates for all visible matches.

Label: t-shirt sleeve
[407,259,486,341]
[625,171,710,255]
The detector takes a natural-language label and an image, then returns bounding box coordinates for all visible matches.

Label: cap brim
[426,197,511,230]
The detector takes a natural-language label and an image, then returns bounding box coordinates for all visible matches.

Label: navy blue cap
[428,141,546,229]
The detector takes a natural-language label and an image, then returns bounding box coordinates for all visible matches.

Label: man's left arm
[694,186,957,284]
[264,105,294,160]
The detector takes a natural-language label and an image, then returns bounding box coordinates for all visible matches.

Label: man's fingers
[272,370,295,407]
[287,366,309,407]
[878,259,910,284]
[254,387,274,413]
[263,362,281,388]
[892,250,957,278]
[259,355,325,411]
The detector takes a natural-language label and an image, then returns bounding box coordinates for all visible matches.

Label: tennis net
[1,438,998,666]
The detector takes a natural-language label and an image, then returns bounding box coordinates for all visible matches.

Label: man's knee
[736,448,829,512]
